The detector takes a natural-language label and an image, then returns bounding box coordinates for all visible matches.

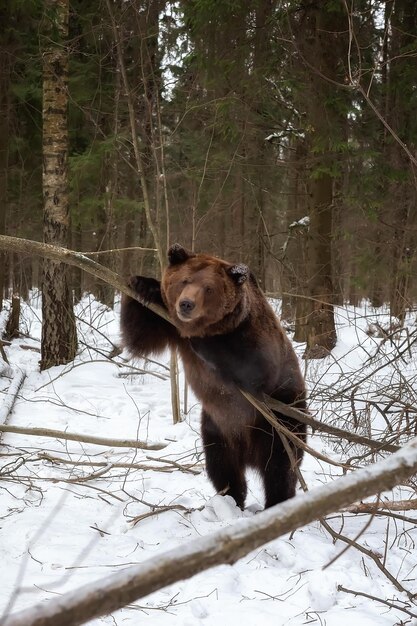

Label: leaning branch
[266,397,400,453]
[3,437,417,626]
[0,235,171,322]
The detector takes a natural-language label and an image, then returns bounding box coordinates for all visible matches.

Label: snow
[289,216,310,229]
[1,295,417,625]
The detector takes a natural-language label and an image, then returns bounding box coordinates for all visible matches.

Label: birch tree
[40,0,77,369]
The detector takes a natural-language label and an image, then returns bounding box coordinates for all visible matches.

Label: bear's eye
[205,286,213,294]
[181,278,189,285]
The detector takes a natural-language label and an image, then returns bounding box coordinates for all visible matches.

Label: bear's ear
[226,264,249,285]
[167,244,195,266]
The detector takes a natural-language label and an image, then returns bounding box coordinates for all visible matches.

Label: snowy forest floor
[1,294,417,626]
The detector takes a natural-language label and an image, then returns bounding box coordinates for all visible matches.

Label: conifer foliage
[0,1,416,361]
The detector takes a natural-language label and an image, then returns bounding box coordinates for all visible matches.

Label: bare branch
[0,424,167,451]
[346,498,417,513]
[265,396,400,453]
[0,235,171,323]
[338,585,417,619]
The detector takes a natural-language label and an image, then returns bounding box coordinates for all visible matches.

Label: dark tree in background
[40,0,77,369]
[291,2,348,356]
[0,40,10,314]
[384,0,417,323]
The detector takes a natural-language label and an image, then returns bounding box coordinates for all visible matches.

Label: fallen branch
[0,369,26,427]
[345,498,417,513]
[129,502,205,526]
[0,424,167,451]
[39,453,201,474]
[3,437,417,626]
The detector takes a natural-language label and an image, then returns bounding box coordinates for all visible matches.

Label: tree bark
[40,0,77,370]
[0,31,12,311]
[305,168,337,356]
[293,3,344,357]
[385,1,417,323]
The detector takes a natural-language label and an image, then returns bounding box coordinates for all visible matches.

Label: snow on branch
[3,437,417,626]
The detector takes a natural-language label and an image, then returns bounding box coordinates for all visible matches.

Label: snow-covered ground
[1,294,417,625]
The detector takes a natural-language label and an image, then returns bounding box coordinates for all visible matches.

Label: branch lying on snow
[3,437,417,626]
[0,424,167,451]
[338,585,417,619]
[0,369,26,432]
[38,453,201,475]
[129,501,205,526]
[0,341,10,364]
[346,498,417,513]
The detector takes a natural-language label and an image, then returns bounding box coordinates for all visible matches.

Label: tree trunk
[4,295,20,340]
[93,202,114,308]
[304,169,337,357]
[0,39,11,312]
[40,0,77,370]
[293,3,345,357]
[385,1,417,323]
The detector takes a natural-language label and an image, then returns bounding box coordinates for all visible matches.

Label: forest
[0,0,416,354]
[1,1,417,625]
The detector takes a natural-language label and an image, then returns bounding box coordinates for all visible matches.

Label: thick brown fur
[120,244,307,509]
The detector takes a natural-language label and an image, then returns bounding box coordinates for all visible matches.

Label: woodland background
[0,0,417,361]
[1,3,417,623]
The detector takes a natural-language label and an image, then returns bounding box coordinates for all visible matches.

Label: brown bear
[120,244,307,509]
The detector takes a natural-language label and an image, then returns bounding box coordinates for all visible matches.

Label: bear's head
[161,244,250,337]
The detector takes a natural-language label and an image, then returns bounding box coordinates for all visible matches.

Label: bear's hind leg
[201,410,247,509]
[254,427,298,509]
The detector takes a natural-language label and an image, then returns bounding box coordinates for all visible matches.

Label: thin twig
[338,585,417,619]
[129,502,204,526]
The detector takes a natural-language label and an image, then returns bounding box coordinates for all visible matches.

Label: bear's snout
[179,298,195,318]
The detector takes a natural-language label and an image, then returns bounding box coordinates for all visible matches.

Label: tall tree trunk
[40,0,77,370]
[93,202,114,308]
[0,32,11,312]
[385,0,417,323]
[305,168,337,356]
[293,3,346,357]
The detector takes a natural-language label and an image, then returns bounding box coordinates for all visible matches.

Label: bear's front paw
[128,276,162,305]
